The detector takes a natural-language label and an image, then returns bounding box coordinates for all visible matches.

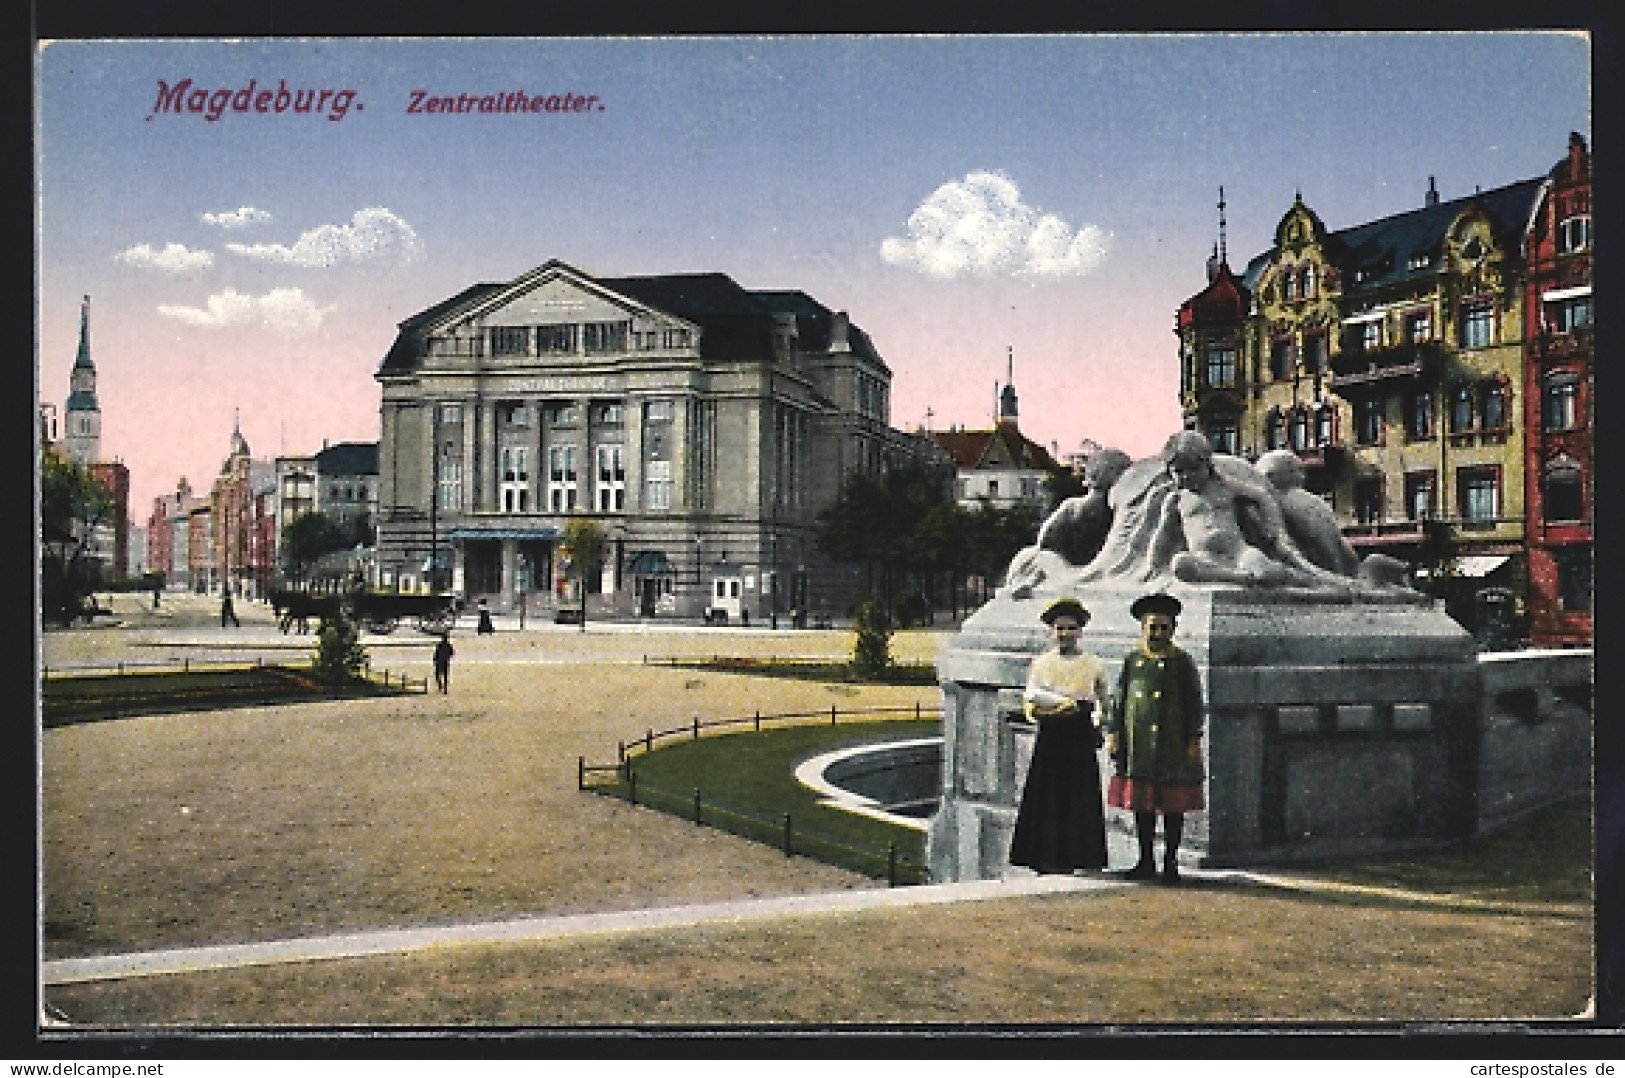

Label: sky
[34,33,1592,515]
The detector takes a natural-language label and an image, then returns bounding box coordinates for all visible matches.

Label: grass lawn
[41,664,424,726]
[598,719,939,881]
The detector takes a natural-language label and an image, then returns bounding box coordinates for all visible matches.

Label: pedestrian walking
[1104,592,1205,885]
[476,599,495,635]
[221,590,240,628]
[1008,595,1110,875]
[433,632,454,693]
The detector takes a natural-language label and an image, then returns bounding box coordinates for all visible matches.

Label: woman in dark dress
[1008,595,1110,875]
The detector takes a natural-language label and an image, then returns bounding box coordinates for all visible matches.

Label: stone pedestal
[926,583,1483,880]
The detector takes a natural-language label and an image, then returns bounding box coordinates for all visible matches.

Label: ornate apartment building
[1521,134,1593,646]
[1177,136,1592,643]
[374,259,944,620]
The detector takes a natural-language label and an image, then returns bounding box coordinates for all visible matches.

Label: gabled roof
[1241,177,1546,294]
[378,282,506,375]
[377,264,886,374]
[929,425,1059,473]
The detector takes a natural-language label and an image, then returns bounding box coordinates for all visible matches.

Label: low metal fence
[578,701,941,886]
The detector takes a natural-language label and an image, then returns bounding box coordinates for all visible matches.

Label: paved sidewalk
[42,873,1151,986]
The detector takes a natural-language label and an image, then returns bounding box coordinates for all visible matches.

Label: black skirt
[1009,710,1108,874]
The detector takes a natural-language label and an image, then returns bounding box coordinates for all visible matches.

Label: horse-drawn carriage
[270,587,460,636]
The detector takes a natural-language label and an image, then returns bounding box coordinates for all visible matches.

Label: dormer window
[1408,251,1433,271]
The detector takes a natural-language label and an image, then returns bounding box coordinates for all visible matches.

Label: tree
[40,445,111,626]
[280,511,347,585]
[560,517,607,627]
[962,500,1043,604]
[817,464,958,619]
[311,609,368,685]
[851,599,893,678]
[1044,465,1087,505]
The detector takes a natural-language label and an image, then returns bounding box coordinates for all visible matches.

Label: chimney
[828,311,851,353]
[1426,176,1439,208]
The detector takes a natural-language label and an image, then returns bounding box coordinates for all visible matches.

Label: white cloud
[114,242,214,274]
[201,206,274,230]
[880,171,1112,279]
[157,287,336,335]
[224,207,424,268]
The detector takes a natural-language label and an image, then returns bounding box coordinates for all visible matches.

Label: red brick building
[1522,133,1593,646]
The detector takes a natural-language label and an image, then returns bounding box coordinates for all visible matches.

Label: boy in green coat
[1104,592,1205,884]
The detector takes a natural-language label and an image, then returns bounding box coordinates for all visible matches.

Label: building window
[1480,381,1508,431]
[1269,340,1292,381]
[1543,458,1584,522]
[987,479,1000,498]
[1354,398,1384,446]
[1448,385,1475,434]
[500,448,529,513]
[1554,547,1592,612]
[1557,215,1592,254]
[1205,344,1236,388]
[491,326,530,356]
[1547,295,1592,334]
[1266,408,1286,450]
[1405,309,1432,343]
[644,460,672,510]
[437,455,463,513]
[1353,478,1384,525]
[438,403,463,424]
[1458,467,1499,521]
[547,446,577,512]
[549,403,580,426]
[1281,268,1296,301]
[1288,408,1308,451]
[1404,472,1436,521]
[1206,422,1238,456]
[1314,405,1334,447]
[1298,265,1315,298]
[1460,300,1494,348]
[596,404,623,425]
[595,445,626,513]
[1303,333,1326,373]
[1544,375,1579,431]
[537,324,577,354]
[1360,320,1382,352]
[1407,392,1433,440]
[642,400,673,511]
[1408,251,1433,271]
[662,328,693,349]
[583,321,629,353]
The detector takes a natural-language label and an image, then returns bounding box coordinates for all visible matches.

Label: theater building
[374,259,943,621]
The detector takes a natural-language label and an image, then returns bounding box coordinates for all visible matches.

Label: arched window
[1299,265,1315,299]
[1288,408,1308,451]
[1281,267,1297,301]
[1543,456,1585,522]
[1265,408,1286,450]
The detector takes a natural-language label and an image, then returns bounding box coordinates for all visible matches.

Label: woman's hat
[1130,592,1182,620]
[1040,595,1090,626]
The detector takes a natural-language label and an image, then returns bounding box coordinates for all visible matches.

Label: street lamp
[769,529,779,630]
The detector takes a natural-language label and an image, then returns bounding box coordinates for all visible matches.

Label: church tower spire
[998,345,1019,426]
[63,294,102,464]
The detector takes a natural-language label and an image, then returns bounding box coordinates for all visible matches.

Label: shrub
[851,600,893,678]
[312,611,368,685]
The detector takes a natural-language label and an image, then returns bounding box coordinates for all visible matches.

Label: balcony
[1342,519,1428,547]
[1329,342,1444,390]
